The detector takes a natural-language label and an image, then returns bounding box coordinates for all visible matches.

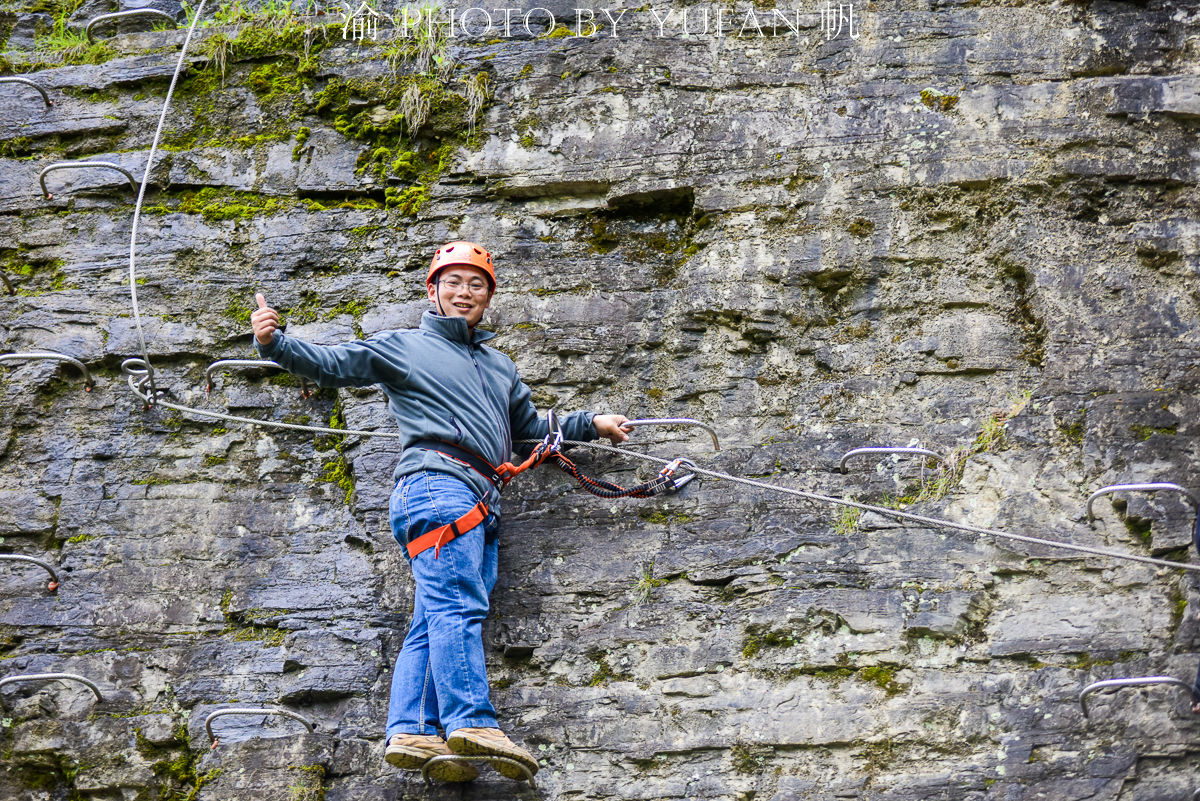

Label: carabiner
[660,458,699,493]
[542,408,563,453]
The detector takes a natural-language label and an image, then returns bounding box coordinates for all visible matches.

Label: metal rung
[121,357,158,409]
[422,754,537,789]
[0,554,60,592]
[0,672,103,702]
[39,161,138,200]
[621,418,720,451]
[0,76,52,108]
[205,707,315,747]
[204,359,313,397]
[839,446,945,474]
[1086,483,1200,520]
[0,351,94,390]
[1078,676,1200,719]
[86,9,177,41]
[1086,482,1200,552]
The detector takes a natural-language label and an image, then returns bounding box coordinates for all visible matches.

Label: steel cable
[124,370,400,439]
[118,368,1200,574]
[550,438,1200,574]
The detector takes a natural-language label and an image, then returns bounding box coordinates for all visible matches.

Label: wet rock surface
[2,0,1200,798]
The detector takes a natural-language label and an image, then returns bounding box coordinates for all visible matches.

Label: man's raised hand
[251,293,280,346]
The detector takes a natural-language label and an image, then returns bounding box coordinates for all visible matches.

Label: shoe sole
[445,733,539,780]
[385,747,478,782]
[385,746,430,771]
[426,756,480,783]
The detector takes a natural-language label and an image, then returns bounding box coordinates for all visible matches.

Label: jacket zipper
[469,345,510,461]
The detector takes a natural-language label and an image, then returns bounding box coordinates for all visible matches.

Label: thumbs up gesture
[251,293,280,345]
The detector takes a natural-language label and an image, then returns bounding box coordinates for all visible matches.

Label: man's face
[427,265,493,328]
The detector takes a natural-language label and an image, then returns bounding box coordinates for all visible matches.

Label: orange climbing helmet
[427,241,496,292]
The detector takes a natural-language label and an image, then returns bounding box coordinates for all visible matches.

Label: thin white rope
[127,0,209,395]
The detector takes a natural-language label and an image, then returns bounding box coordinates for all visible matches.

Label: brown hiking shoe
[446,727,539,780]
[385,733,478,782]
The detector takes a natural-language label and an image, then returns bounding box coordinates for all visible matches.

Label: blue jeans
[386,470,500,739]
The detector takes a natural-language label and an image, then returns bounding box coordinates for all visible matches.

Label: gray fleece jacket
[256,310,597,506]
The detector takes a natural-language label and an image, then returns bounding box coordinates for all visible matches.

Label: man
[250,241,631,782]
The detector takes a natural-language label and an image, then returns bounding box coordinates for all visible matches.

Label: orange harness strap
[403,442,557,561]
[406,499,489,560]
[494,443,555,485]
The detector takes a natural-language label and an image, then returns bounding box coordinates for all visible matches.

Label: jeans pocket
[390,479,413,546]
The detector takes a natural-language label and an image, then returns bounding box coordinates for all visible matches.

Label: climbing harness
[0,554,60,592]
[407,411,586,559]
[85,9,177,42]
[0,76,53,107]
[422,754,536,789]
[204,707,315,748]
[622,418,720,450]
[39,161,139,200]
[404,413,699,560]
[839,446,945,473]
[0,351,94,390]
[410,414,573,491]
[1079,672,1200,719]
[204,359,314,397]
[0,672,103,702]
[406,497,489,560]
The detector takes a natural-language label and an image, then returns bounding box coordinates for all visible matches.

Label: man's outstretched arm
[251,293,408,388]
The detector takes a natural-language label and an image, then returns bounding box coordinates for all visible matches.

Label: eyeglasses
[440,278,489,294]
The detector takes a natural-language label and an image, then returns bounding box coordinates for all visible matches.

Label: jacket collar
[419,310,497,346]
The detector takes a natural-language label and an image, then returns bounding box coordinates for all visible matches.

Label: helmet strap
[432,279,447,317]
[428,267,448,317]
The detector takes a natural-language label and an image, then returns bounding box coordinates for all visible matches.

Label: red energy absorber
[550,454,695,499]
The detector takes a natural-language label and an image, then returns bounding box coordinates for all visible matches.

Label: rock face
[2,0,1200,798]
